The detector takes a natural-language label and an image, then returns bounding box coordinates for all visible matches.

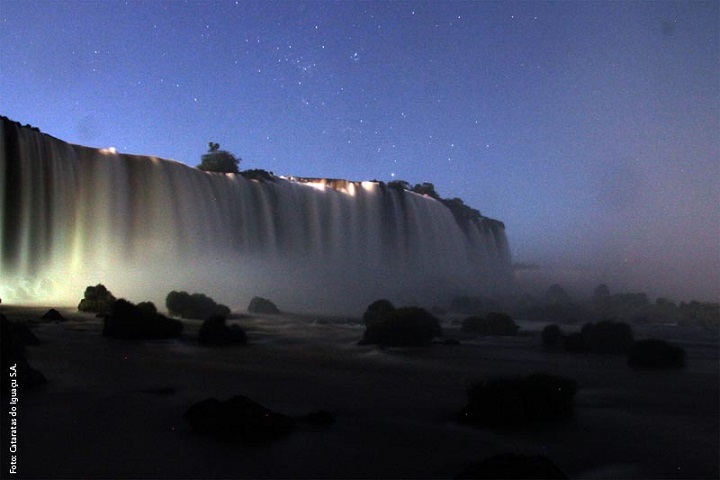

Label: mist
[0,117,513,313]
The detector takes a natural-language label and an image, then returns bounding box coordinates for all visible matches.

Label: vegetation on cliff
[197,142,241,174]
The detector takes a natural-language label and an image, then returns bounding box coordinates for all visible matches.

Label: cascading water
[0,117,513,313]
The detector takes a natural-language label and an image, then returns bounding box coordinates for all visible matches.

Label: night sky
[1,1,718,302]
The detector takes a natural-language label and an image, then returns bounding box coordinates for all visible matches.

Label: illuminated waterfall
[0,117,512,312]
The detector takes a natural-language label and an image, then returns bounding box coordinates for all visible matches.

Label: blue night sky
[1,0,718,301]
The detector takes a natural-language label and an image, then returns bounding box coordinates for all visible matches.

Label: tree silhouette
[197,142,240,173]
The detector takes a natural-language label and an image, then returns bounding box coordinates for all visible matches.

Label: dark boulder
[247,296,280,314]
[461,312,518,336]
[1,315,47,389]
[459,373,576,428]
[78,284,116,313]
[541,324,563,349]
[7,321,40,346]
[363,299,395,327]
[581,320,634,353]
[298,410,335,427]
[136,301,158,316]
[627,339,686,369]
[103,299,183,339]
[198,315,247,346]
[361,299,396,344]
[562,332,585,353]
[41,308,65,321]
[360,302,442,347]
[455,453,568,479]
[183,395,296,443]
[166,290,231,319]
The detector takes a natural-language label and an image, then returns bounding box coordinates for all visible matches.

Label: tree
[197,142,240,174]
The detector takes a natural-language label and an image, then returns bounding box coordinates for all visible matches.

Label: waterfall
[0,117,513,313]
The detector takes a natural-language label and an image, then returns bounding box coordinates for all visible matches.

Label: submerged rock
[183,395,296,442]
[580,320,634,353]
[198,315,247,346]
[360,301,442,347]
[6,321,41,346]
[627,339,686,369]
[540,324,563,349]
[183,395,335,443]
[455,453,568,479]
[298,410,336,427]
[459,373,576,428]
[1,315,47,389]
[562,332,585,353]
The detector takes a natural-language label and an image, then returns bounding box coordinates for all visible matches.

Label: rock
[198,315,247,346]
[298,410,335,427]
[455,453,568,479]
[459,373,576,428]
[136,302,158,316]
[248,296,280,314]
[362,299,395,328]
[183,395,296,443]
[41,308,65,321]
[166,290,231,319]
[541,324,563,349]
[461,312,518,336]
[78,284,116,313]
[102,299,183,339]
[562,332,585,353]
[361,299,396,344]
[627,339,686,369]
[580,320,634,353]
[359,303,442,347]
[1,315,47,389]
[7,321,40,345]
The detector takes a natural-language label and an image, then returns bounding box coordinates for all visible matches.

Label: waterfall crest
[0,118,512,312]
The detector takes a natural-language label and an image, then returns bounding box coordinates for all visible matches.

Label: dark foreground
[2,306,718,479]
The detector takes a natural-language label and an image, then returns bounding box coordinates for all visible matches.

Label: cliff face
[0,117,512,312]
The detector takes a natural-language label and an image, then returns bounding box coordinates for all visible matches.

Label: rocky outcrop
[165,291,231,319]
[455,453,568,479]
[102,299,183,339]
[198,315,247,346]
[247,296,280,314]
[359,300,442,347]
[183,395,334,443]
[78,284,116,314]
[627,339,686,368]
[1,315,47,389]
[41,308,65,321]
[459,373,576,428]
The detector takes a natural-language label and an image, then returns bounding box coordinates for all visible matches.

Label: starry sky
[1,0,718,302]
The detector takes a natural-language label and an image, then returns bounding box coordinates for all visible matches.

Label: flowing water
[0,118,511,312]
